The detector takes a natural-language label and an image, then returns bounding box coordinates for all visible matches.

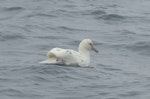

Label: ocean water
[0,0,150,99]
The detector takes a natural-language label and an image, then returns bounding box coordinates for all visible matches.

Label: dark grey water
[0,0,150,99]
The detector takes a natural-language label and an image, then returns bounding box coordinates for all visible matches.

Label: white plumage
[40,39,98,67]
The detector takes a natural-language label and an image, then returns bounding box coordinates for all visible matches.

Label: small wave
[0,88,22,95]
[99,92,110,96]
[112,41,150,56]
[81,10,106,16]
[0,7,25,20]
[58,26,88,31]
[2,7,25,12]
[125,41,150,55]
[91,10,106,15]
[98,14,126,21]
[26,13,56,18]
[27,65,71,75]
[59,26,75,31]
[119,29,137,35]
[36,13,56,17]
[65,40,80,46]
[36,35,67,40]
[119,91,141,97]
[127,41,150,50]
[98,64,122,72]
[0,33,26,41]
[102,67,122,72]
[32,76,49,82]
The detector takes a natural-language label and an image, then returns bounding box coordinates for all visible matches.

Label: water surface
[0,0,150,99]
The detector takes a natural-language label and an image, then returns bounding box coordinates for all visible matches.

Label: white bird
[40,39,98,67]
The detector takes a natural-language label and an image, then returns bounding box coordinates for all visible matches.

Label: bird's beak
[91,45,99,53]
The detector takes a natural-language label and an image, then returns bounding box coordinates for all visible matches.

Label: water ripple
[26,13,56,18]
[2,7,25,12]
[119,91,141,97]
[0,7,25,20]
[58,26,88,32]
[98,14,126,21]
[125,41,150,56]
[0,88,22,96]
[0,33,26,41]
[0,0,150,99]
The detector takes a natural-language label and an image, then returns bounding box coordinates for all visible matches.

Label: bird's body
[40,39,98,67]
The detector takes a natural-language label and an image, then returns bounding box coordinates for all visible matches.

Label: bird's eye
[89,43,92,45]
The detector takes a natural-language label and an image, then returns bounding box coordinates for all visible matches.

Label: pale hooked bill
[40,39,98,67]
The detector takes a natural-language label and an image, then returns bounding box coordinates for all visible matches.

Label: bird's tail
[39,52,60,64]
